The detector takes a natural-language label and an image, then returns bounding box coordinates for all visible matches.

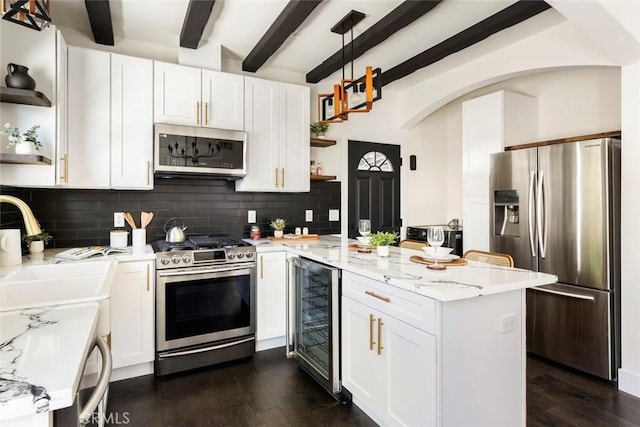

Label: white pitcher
[0,229,22,266]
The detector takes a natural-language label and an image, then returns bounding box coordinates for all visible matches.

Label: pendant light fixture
[317,10,382,124]
[1,0,51,31]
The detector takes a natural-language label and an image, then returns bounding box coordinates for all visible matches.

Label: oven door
[156,264,255,352]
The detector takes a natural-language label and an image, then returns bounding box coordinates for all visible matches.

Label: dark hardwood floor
[56,349,640,426]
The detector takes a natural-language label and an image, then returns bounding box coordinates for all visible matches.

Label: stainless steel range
[153,234,256,376]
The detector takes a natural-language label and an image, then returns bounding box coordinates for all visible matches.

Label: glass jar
[310,160,317,175]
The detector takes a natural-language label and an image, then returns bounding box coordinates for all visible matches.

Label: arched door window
[357,151,394,172]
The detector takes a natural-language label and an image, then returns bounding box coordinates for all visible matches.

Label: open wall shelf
[0,87,52,107]
[310,137,337,147]
[0,153,52,165]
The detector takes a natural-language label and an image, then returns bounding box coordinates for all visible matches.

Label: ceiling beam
[180,0,216,49]
[242,0,323,73]
[84,0,114,46]
[379,0,552,87]
[306,0,443,84]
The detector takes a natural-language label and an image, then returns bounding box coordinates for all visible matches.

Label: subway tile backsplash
[0,178,341,249]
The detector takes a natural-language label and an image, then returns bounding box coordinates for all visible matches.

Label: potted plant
[368,231,399,257]
[270,218,286,238]
[1,123,42,155]
[310,121,329,138]
[23,230,52,254]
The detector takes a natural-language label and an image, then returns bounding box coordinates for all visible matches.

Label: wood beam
[242,0,323,73]
[306,0,442,84]
[84,0,114,45]
[179,0,216,49]
[379,0,552,86]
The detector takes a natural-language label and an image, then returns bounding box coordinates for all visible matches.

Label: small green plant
[0,123,42,150]
[310,121,329,136]
[23,230,53,246]
[270,218,286,231]
[368,231,399,247]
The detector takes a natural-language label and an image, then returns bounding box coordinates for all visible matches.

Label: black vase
[5,63,36,90]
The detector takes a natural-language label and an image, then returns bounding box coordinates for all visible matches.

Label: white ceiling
[49,0,563,86]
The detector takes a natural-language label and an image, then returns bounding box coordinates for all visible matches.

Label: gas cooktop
[153,234,255,269]
[153,234,250,253]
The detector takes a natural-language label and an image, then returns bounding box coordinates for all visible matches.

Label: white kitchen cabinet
[111,53,153,189]
[256,251,287,350]
[154,61,244,130]
[341,271,437,427]
[56,30,68,187]
[236,77,310,192]
[67,46,111,188]
[110,260,155,380]
[461,90,538,251]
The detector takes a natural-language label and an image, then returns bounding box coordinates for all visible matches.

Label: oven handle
[78,336,112,425]
[158,336,256,358]
[157,265,254,277]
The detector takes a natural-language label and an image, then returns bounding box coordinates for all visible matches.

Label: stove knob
[160,256,170,265]
[228,252,236,260]
[236,252,245,259]
[171,255,182,264]
[245,252,254,259]
[182,254,191,263]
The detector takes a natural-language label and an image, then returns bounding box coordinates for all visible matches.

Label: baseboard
[256,336,286,352]
[618,368,640,398]
[110,362,154,382]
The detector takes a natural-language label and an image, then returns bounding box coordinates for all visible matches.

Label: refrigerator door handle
[531,286,595,301]
[528,170,537,257]
[537,170,548,258]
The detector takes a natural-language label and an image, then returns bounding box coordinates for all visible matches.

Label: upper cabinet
[236,77,309,192]
[154,61,244,131]
[66,47,153,189]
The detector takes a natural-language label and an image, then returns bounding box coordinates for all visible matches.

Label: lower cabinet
[256,251,287,350]
[342,295,437,427]
[110,260,155,380]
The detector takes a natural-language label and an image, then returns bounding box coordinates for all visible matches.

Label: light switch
[248,210,256,223]
[499,313,517,333]
[329,209,339,221]
[305,210,313,222]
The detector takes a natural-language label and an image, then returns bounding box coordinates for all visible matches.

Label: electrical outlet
[305,210,313,222]
[114,212,125,228]
[248,210,256,223]
[329,209,339,221]
[499,313,517,333]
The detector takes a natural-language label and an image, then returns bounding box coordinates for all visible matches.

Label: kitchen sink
[1,260,114,282]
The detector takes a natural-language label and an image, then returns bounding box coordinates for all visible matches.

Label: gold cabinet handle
[274,167,279,188]
[146,264,150,292]
[281,168,285,188]
[377,318,384,355]
[369,314,376,351]
[205,102,209,125]
[365,290,391,303]
[260,255,264,279]
[196,101,200,125]
[59,154,68,182]
[147,161,151,185]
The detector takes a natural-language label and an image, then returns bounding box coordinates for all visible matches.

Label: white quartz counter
[254,235,556,301]
[0,303,99,422]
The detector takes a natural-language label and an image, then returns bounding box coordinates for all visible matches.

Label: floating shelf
[310,137,337,147]
[0,87,52,107]
[310,174,337,181]
[0,153,52,165]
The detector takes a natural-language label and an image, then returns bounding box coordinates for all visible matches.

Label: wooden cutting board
[409,255,468,267]
[268,234,319,243]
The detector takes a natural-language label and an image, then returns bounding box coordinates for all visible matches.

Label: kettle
[164,218,187,243]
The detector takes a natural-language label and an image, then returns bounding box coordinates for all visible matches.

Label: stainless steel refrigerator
[489,138,620,380]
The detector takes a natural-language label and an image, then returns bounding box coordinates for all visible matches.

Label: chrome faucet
[0,195,42,236]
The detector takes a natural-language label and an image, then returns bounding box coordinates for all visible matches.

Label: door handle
[369,314,376,350]
[196,102,200,125]
[537,170,547,258]
[260,255,264,279]
[532,286,595,301]
[78,336,112,425]
[274,168,279,188]
[528,170,536,258]
[205,102,209,125]
[365,290,391,303]
[377,317,384,355]
[281,168,285,188]
[59,154,68,183]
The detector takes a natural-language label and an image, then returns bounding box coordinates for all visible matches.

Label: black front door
[347,140,401,238]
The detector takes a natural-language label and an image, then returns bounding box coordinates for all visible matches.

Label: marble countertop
[0,303,99,421]
[254,235,557,301]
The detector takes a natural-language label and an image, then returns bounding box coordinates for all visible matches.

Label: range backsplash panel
[0,179,341,249]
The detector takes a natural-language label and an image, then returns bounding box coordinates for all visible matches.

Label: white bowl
[356,236,371,245]
[422,246,453,257]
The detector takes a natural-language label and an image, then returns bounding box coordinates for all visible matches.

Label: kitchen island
[256,235,557,427]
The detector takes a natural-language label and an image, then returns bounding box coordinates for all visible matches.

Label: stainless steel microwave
[154,123,247,178]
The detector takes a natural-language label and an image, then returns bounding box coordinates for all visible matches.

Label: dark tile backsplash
[0,178,341,249]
